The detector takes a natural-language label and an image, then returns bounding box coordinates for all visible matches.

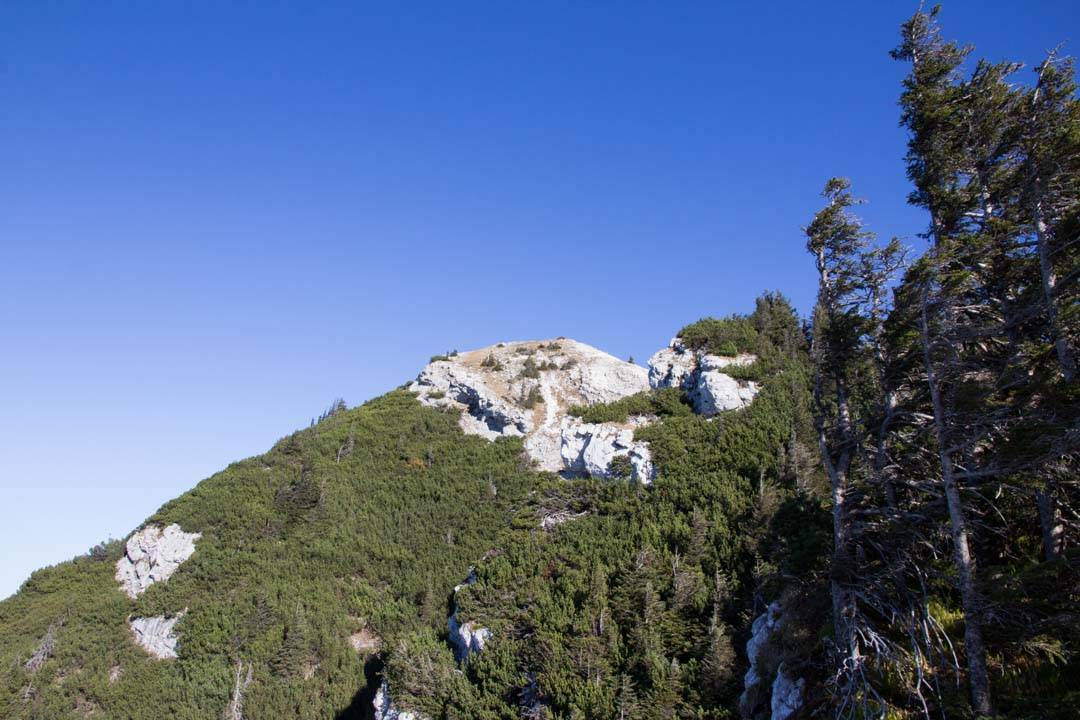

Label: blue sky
[1,1,1076,598]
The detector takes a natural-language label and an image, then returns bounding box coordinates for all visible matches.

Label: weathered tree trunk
[919,291,994,716]
[1033,199,1076,382]
[1036,488,1065,562]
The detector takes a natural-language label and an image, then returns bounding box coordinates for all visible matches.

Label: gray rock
[410,340,654,481]
[647,338,696,389]
[648,340,761,417]
[115,524,201,599]
[129,613,184,659]
[373,680,430,720]
[770,663,805,720]
[559,420,654,483]
[448,570,492,660]
[689,368,760,417]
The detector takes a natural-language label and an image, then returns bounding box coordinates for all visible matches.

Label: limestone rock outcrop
[448,570,491,661]
[410,340,655,483]
[129,613,184,659]
[115,524,201,599]
[373,680,430,720]
[740,603,805,720]
[647,339,760,416]
[770,664,805,720]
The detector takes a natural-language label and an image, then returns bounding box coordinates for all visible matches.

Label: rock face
[373,680,429,720]
[558,418,653,481]
[770,664,805,720]
[742,603,782,698]
[647,339,760,417]
[448,570,491,661]
[129,614,183,659]
[740,603,804,720]
[410,339,656,483]
[115,524,201,599]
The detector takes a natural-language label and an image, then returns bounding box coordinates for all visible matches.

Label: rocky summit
[409,337,761,485]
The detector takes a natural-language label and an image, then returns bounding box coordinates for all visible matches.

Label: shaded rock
[770,663,805,720]
[739,603,805,720]
[115,524,201,599]
[373,679,430,720]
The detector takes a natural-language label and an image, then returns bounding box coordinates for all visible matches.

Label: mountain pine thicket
[1,6,1077,719]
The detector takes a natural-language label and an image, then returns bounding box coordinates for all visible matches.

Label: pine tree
[804,177,871,668]
[1021,51,1080,383]
[892,10,997,714]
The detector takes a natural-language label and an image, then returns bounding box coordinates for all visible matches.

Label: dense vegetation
[797,6,1080,719]
[0,393,543,718]
[0,294,824,720]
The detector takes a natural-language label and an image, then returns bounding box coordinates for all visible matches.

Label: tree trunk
[919,291,994,716]
[1033,198,1076,382]
[1036,488,1065,562]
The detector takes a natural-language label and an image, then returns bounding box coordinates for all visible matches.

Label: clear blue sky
[1,1,1076,598]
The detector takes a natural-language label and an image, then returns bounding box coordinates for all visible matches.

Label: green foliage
[677,316,759,356]
[480,353,503,371]
[519,357,540,379]
[0,391,539,719]
[0,300,824,719]
[567,388,693,424]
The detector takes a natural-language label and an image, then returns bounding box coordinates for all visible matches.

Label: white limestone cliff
[115,524,201,599]
[410,339,655,483]
[129,612,184,659]
[647,339,760,416]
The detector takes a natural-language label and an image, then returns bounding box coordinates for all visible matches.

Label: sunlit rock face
[129,613,184,660]
[410,339,656,483]
[115,524,201,599]
[647,339,760,416]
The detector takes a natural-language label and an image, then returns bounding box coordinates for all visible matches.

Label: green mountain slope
[0,298,824,720]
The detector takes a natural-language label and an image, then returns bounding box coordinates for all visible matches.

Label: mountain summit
[0,306,806,719]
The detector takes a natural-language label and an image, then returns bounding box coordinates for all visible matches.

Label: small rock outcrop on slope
[648,338,759,416]
[129,613,184,659]
[739,603,805,720]
[373,680,430,720]
[410,339,656,483]
[448,570,491,661]
[115,524,201,598]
